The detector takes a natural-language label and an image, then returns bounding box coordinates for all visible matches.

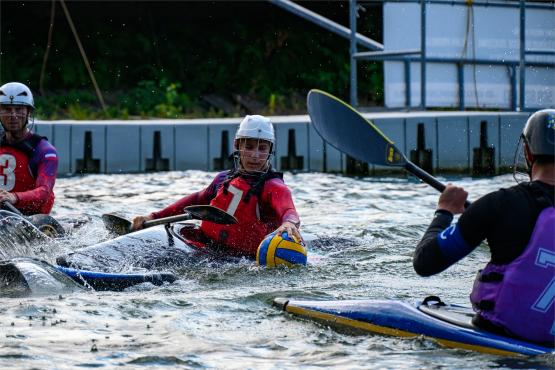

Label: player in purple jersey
[413,109,554,346]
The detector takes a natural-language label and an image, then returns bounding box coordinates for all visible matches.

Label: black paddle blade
[307,89,406,167]
[184,205,237,225]
[307,90,470,204]
[101,214,131,235]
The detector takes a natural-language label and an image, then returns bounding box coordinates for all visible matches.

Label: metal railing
[349,0,555,111]
[269,0,554,111]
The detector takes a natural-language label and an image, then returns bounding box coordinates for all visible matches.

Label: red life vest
[0,134,55,215]
[200,176,281,256]
[0,146,36,193]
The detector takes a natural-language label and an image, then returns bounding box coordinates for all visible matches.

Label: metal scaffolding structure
[350,0,555,111]
[271,0,555,111]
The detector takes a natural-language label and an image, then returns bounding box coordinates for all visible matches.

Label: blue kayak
[273,296,554,357]
[56,266,176,291]
[0,257,177,296]
[2,223,234,296]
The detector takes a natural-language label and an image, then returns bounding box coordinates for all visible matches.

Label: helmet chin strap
[523,142,536,178]
[525,158,533,177]
[512,135,531,184]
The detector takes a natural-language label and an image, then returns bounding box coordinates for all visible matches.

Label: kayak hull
[0,258,85,297]
[273,297,554,357]
[1,223,229,295]
[56,224,209,272]
[0,257,177,296]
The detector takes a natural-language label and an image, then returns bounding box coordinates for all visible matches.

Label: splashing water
[0,171,552,369]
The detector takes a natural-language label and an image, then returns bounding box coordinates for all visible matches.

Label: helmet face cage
[0,105,30,119]
[0,105,34,134]
[233,137,274,175]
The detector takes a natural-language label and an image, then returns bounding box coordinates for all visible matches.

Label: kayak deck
[273,297,554,357]
[55,224,206,272]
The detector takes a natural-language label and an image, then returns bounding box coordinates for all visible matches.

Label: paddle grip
[1,201,23,216]
[404,162,472,209]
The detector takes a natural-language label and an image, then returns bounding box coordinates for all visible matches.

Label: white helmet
[0,82,35,110]
[235,115,275,144]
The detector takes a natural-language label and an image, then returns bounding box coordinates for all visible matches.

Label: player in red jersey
[0,82,58,215]
[132,115,301,257]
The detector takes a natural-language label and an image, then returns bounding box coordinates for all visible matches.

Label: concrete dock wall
[33,111,530,176]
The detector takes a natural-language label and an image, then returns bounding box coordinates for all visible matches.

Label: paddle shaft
[404,161,446,192]
[405,161,472,208]
[142,213,193,228]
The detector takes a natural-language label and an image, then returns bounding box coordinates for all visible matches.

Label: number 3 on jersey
[0,154,16,191]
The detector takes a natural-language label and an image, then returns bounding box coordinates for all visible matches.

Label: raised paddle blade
[307,89,471,207]
[307,89,407,167]
[101,214,131,235]
[184,205,237,225]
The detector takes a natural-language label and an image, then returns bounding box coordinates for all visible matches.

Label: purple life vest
[470,207,555,344]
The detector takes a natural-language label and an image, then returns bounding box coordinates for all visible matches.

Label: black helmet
[522,109,555,157]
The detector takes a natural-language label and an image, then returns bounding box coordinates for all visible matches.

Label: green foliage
[268,94,277,115]
[4,2,383,120]
[35,80,197,119]
[153,82,187,118]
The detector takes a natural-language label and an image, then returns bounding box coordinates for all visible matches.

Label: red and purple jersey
[151,170,300,256]
[0,132,58,215]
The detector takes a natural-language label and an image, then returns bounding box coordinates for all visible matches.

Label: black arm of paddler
[413,209,454,277]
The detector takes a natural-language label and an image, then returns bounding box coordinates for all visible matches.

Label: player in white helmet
[232,114,275,174]
[132,115,301,258]
[0,82,58,215]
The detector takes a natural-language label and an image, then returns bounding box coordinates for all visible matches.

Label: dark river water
[0,172,552,369]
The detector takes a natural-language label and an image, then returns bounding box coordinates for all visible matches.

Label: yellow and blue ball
[257,232,308,268]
